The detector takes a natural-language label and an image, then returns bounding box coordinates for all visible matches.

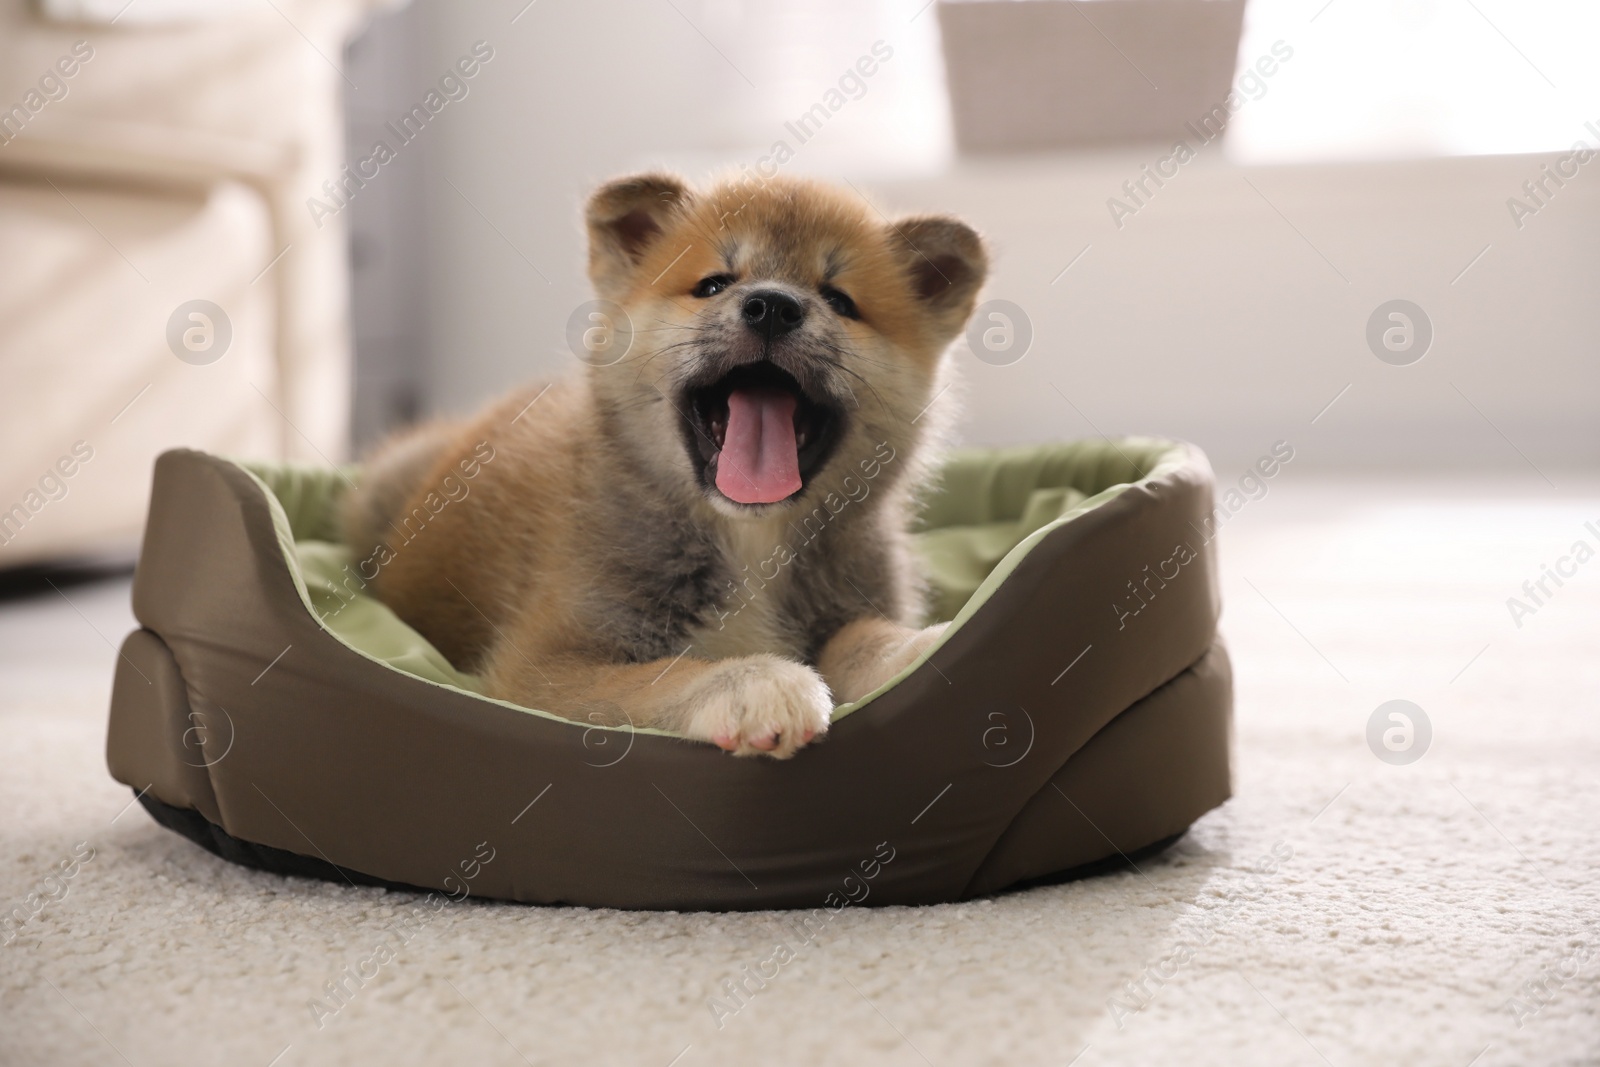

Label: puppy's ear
[585,173,692,295]
[890,215,988,330]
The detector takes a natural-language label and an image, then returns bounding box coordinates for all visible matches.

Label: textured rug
[3,478,1597,1067]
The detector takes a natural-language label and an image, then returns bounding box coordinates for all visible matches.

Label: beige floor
[2,477,1597,1067]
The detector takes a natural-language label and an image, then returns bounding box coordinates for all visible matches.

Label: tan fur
[343,173,987,757]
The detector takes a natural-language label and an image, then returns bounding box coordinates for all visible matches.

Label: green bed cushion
[293,540,485,694]
[234,437,1186,716]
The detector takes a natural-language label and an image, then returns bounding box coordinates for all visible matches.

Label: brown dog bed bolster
[107,441,1232,909]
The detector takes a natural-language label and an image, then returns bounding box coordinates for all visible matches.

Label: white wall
[407,0,948,412]
[874,151,1600,477]
[394,0,1598,478]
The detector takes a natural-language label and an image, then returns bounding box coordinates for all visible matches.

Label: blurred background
[1,0,1596,566]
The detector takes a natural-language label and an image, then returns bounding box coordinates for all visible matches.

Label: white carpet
[3,478,1598,1067]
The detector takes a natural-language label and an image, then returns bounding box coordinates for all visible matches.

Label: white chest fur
[687,516,806,662]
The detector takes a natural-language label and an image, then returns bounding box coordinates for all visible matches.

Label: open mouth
[683,362,842,506]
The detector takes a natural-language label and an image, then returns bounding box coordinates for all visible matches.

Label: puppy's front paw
[684,655,832,758]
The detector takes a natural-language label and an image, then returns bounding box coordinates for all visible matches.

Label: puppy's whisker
[811,338,900,374]
[645,317,720,330]
[632,340,709,380]
[809,352,892,419]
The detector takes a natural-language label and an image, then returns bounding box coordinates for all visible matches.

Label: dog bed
[106,439,1232,910]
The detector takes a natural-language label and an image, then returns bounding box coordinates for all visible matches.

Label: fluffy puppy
[343,172,987,757]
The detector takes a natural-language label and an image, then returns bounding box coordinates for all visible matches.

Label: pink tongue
[716,387,801,504]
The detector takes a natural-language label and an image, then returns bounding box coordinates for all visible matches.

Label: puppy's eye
[692,274,735,298]
[820,285,859,320]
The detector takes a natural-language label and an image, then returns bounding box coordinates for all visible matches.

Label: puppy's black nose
[741,290,805,340]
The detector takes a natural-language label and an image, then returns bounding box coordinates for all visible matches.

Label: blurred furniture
[938,0,1248,153]
[0,0,388,567]
[340,2,430,449]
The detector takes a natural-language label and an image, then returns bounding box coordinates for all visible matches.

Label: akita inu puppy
[343,173,987,757]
